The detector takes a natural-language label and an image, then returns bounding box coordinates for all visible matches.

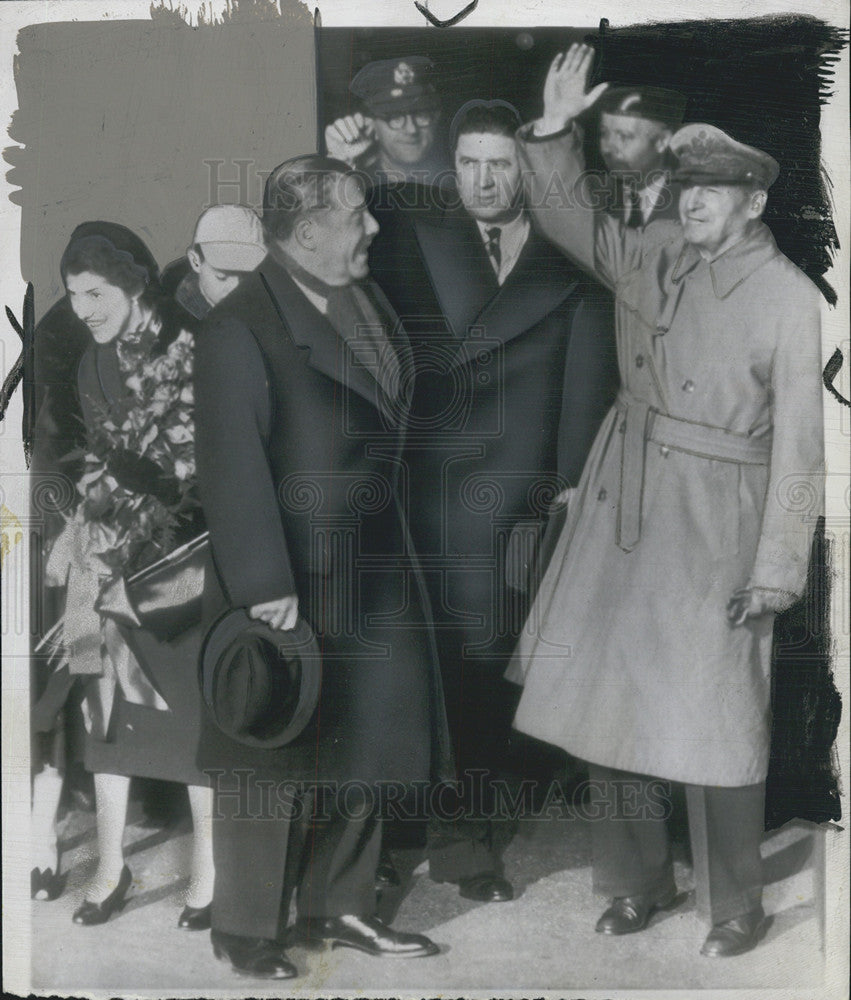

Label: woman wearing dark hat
[32,222,215,929]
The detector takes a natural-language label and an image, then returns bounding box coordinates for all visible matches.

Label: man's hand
[249,595,299,631]
[324,113,376,165]
[550,486,577,512]
[537,43,609,136]
[726,587,797,626]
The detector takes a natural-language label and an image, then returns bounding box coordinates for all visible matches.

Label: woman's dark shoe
[211,929,298,979]
[595,884,682,935]
[178,903,212,930]
[31,867,65,902]
[72,865,132,926]
[292,914,439,958]
[700,907,767,957]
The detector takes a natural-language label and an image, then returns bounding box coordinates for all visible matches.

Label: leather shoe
[700,907,767,957]
[292,914,439,958]
[458,872,514,903]
[211,929,297,979]
[595,885,681,935]
[375,850,401,891]
[178,903,212,930]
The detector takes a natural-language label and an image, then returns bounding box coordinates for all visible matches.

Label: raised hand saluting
[324,112,376,165]
[537,43,609,136]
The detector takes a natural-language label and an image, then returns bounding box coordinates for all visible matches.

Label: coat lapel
[469,229,580,352]
[258,258,382,409]
[411,211,498,337]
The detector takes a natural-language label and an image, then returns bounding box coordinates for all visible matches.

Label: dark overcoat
[367,186,618,663]
[193,256,450,788]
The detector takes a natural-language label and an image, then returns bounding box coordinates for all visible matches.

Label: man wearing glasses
[324,56,447,185]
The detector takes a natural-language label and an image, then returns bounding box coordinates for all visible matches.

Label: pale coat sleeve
[748,274,825,599]
[516,122,646,290]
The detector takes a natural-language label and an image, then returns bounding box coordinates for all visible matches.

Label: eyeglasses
[380,111,435,130]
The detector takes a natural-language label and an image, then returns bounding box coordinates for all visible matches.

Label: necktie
[485,226,502,273]
[625,183,643,229]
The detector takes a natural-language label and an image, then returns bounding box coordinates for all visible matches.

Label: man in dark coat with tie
[367,102,618,903]
[194,155,450,979]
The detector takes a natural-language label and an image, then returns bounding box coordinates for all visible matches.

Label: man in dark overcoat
[367,101,618,902]
[193,155,449,978]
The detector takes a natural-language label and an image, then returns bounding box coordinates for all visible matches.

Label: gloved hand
[726,586,799,626]
[108,449,181,505]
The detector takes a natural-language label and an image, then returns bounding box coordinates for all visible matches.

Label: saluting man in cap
[595,85,686,228]
[507,44,825,957]
[324,56,447,184]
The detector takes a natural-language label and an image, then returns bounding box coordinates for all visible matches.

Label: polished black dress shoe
[72,865,132,926]
[375,850,401,891]
[700,907,767,957]
[178,903,212,930]
[457,872,514,903]
[595,885,681,935]
[31,866,65,902]
[211,929,298,979]
[293,914,439,958]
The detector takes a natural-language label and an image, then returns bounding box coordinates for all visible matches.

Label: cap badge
[394,61,415,85]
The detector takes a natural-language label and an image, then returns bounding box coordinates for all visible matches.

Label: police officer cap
[598,86,686,129]
[350,56,440,118]
[670,123,780,189]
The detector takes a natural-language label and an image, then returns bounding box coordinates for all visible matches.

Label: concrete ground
[31,798,827,996]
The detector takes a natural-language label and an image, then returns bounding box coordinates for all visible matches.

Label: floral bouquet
[39,324,206,691]
[69,326,201,576]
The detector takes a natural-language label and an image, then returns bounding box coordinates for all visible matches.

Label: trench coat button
[619,420,626,434]
[660,445,670,457]
[597,488,607,501]
[682,379,695,392]
[635,354,645,368]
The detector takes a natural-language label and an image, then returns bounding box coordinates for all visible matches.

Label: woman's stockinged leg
[186,784,215,908]
[32,765,64,875]
[87,771,131,902]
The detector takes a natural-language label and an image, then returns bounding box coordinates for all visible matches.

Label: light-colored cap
[192,205,266,271]
[670,123,780,189]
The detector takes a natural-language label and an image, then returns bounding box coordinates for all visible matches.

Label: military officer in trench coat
[507,45,824,958]
[194,155,449,978]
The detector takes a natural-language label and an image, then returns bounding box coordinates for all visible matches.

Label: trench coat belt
[615,390,773,553]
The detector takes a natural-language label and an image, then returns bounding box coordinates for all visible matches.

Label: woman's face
[65,270,139,344]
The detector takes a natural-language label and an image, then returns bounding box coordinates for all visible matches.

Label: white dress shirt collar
[475,212,530,285]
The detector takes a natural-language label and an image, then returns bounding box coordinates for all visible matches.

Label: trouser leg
[686,781,765,925]
[427,654,519,882]
[295,785,381,922]
[210,770,290,940]
[588,763,676,898]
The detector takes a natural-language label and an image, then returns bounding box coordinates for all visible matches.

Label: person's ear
[747,189,768,219]
[187,247,202,273]
[293,217,316,252]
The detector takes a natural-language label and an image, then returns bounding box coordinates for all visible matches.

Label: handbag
[98,532,210,641]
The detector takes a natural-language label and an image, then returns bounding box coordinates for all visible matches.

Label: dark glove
[108,449,181,505]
